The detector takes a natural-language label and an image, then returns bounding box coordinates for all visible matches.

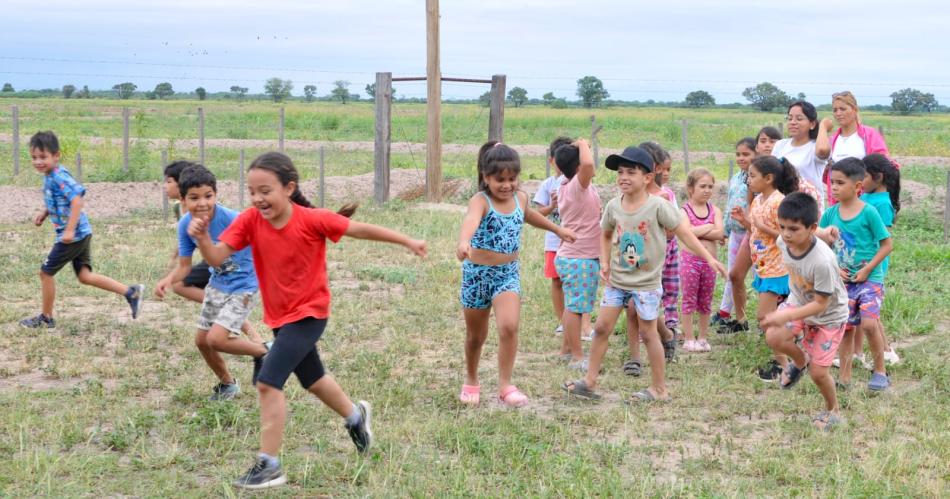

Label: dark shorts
[257,317,328,391]
[41,235,92,276]
[183,261,211,289]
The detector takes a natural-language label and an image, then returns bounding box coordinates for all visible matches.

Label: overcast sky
[2,0,947,105]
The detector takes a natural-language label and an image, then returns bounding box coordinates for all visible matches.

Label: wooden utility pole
[374,72,393,204]
[488,75,506,142]
[425,0,442,202]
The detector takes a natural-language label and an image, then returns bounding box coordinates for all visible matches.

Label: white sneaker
[883,349,901,365]
[581,330,595,342]
[855,353,872,370]
[554,324,564,336]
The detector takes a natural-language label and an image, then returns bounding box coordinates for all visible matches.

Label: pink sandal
[498,385,529,407]
[459,384,480,406]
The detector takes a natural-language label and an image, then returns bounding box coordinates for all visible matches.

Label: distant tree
[742,82,790,111]
[890,88,938,115]
[507,86,528,107]
[264,78,293,102]
[112,82,137,99]
[684,90,716,108]
[153,82,174,100]
[551,98,568,109]
[304,84,317,102]
[542,92,556,105]
[478,91,491,107]
[230,85,249,100]
[576,76,609,108]
[77,85,91,99]
[62,84,76,99]
[331,80,351,104]
[195,87,207,100]
[2,83,14,93]
[145,91,157,100]
[796,92,807,101]
[365,82,376,99]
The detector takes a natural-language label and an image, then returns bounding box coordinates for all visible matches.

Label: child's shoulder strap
[480,191,495,212]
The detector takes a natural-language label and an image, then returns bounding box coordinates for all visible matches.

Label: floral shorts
[779,303,846,367]
[460,260,520,309]
[555,257,600,314]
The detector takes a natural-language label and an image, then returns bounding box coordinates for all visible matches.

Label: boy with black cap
[563,146,726,402]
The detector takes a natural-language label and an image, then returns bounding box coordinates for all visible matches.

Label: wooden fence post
[944,171,950,242]
[198,107,205,165]
[680,119,690,174]
[777,121,783,135]
[591,114,604,168]
[488,74,506,142]
[728,159,734,182]
[122,107,130,173]
[319,146,326,208]
[76,152,82,182]
[425,0,442,202]
[239,149,246,209]
[878,125,885,138]
[11,105,19,176]
[161,150,168,221]
[279,107,285,152]
[374,72,392,204]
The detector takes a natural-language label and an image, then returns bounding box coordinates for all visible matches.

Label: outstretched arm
[673,218,726,277]
[345,221,427,257]
[155,256,194,299]
[525,194,576,243]
[575,139,595,189]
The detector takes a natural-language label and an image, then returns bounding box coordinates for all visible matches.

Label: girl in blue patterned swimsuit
[456,142,576,407]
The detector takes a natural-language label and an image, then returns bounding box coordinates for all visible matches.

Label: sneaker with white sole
[233,457,286,489]
[581,330,595,342]
[345,400,374,455]
[210,381,240,401]
[883,349,901,365]
[554,324,564,336]
[125,283,145,319]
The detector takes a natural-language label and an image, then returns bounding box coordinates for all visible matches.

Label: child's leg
[718,232,741,317]
[729,235,752,322]
[765,324,806,368]
[697,263,717,341]
[625,305,641,362]
[493,291,521,390]
[811,365,839,413]
[757,291,786,366]
[862,319,887,375]
[679,254,700,342]
[195,329,234,384]
[40,271,56,318]
[76,266,130,295]
[582,312,593,336]
[837,327,856,384]
[462,308,491,387]
[257,383,286,455]
[174,261,210,303]
[639,316,668,398]
[551,277,564,325]
[172,282,205,303]
[584,305,623,389]
[562,310,584,361]
[206,325,268,357]
[662,240,680,328]
[200,290,266,356]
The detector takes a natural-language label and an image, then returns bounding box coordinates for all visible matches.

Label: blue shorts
[555,257,600,314]
[460,260,520,309]
[752,273,789,297]
[600,286,662,321]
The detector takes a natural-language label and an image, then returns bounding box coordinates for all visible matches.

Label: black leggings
[257,317,327,390]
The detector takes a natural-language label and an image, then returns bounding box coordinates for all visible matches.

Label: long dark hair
[786,100,819,141]
[863,154,901,214]
[477,141,521,192]
[249,152,357,217]
[752,156,799,195]
[639,141,671,187]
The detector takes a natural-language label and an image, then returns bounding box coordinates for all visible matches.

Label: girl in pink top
[679,169,724,352]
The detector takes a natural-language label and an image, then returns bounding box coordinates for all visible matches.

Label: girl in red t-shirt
[189,152,426,490]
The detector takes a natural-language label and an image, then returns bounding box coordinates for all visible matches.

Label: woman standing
[772,100,828,196]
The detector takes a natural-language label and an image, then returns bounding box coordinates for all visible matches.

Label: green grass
[0,198,947,496]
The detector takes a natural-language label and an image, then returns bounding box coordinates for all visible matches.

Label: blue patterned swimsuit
[460,192,524,309]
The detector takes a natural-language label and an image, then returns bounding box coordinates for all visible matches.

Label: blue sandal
[781,362,808,390]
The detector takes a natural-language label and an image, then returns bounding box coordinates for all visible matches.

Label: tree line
[0,78,942,115]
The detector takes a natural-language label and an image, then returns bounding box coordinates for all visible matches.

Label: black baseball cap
[605,146,655,172]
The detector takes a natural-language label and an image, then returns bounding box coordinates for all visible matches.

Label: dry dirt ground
[1,168,943,225]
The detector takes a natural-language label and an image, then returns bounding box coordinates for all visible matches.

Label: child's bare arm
[33,207,49,226]
[524,193,576,242]
[673,219,727,277]
[456,194,487,261]
[853,237,892,283]
[155,256,194,299]
[704,206,725,241]
[761,293,830,329]
[345,221,427,257]
[61,196,84,243]
[188,217,236,267]
[599,229,612,281]
[575,139,595,189]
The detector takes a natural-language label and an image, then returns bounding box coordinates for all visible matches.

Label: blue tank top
[470,191,524,254]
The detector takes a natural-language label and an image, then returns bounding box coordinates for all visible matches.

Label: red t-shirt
[220,205,350,328]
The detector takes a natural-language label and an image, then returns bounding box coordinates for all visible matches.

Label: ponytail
[752,156,799,195]
[290,188,314,208]
[864,153,901,214]
[249,151,358,217]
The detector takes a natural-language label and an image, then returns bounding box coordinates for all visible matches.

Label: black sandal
[622,359,642,377]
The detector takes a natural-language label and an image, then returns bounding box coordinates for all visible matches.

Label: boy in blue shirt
[155,165,268,400]
[20,131,144,328]
[818,157,893,392]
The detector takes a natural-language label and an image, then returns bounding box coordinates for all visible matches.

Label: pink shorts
[544,251,558,279]
[780,303,846,367]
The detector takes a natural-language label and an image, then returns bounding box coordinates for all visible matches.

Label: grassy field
[0,196,948,496]
[1,99,950,187]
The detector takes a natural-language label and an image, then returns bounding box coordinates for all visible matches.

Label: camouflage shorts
[197,286,258,335]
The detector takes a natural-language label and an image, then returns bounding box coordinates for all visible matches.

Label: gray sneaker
[345,400,374,455]
[210,381,240,401]
[233,457,286,490]
[125,284,145,319]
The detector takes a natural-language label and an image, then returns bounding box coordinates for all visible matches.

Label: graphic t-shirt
[724,170,749,236]
[772,139,827,196]
[556,175,601,259]
[179,204,258,293]
[819,203,890,284]
[749,190,787,278]
[220,205,350,328]
[778,237,849,327]
[533,175,565,252]
[600,195,683,291]
[43,166,92,243]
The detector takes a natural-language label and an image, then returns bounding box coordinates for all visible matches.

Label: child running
[553,139,601,369]
[458,142,575,408]
[679,168,724,352]
[156,165,267,401]
[534,136,594,343]
[731,156,799,381]
[562,146,725,402]
[189,152,427,489]
[20,131,144,328]
[156,161,211,302]
[715,138,755,331]
[763,192,849,431]
[817,157,893,392]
